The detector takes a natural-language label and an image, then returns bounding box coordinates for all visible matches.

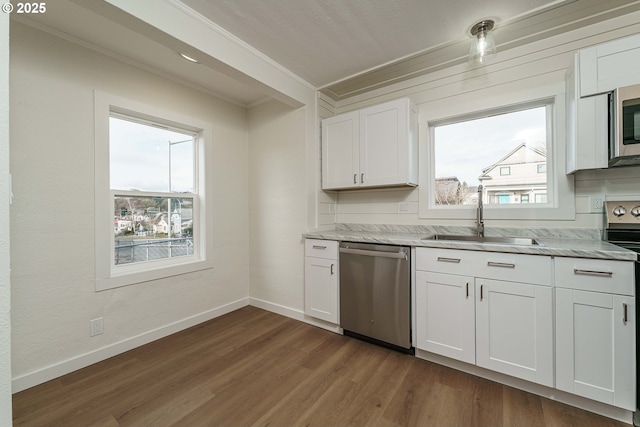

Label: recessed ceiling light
[179,53,199,63]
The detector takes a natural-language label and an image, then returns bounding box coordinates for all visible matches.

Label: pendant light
[469,20,497,64]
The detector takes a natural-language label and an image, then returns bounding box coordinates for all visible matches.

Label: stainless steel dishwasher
[339,241,412,353]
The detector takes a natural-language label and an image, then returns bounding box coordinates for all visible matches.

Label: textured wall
[0,8,12,425]
[10,22,250,387]
[248,101,307,312]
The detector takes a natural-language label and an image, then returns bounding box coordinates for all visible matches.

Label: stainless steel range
[604,200,640,425]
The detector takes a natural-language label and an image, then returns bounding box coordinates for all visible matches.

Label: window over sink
[433,104,549,207]
[419,95,575,221]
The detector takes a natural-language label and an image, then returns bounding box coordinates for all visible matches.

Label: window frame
[419,94,575,221]
[94,92,213,291]
[499,166,511,176]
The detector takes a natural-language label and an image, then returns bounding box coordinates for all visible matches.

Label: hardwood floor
[13,306,632,427]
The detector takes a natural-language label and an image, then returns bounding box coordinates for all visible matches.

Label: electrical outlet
[590,195,605,213]
[398,202,410,213]
[90,317,104,337]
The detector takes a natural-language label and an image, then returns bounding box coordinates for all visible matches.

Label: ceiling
[11,0,640,106]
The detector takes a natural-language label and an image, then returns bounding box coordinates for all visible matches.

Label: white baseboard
[249,297,342,334]
[12,297,250,393]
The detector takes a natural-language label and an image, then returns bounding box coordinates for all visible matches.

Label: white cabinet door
[304,256,338,324]
[416,271,475,364]
[359,98,412,188]
[565,55,609,173]
[475,278,553,387]
[321,110,359,190]
[579,33,640,97]
[556,288,636,410]
[321,98,417,190]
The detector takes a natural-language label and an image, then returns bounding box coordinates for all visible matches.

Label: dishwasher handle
[339,247,407,260]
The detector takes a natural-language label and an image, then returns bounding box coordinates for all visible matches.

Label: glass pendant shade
[469,20,497,64]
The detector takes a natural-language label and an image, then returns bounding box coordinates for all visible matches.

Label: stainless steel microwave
[610,84,640,167]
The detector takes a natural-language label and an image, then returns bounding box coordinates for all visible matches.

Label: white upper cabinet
[565,59,609,173]
[321,98,418,190]
[579,33,640,97]
[321,111,359,190]
[566,33,640,173]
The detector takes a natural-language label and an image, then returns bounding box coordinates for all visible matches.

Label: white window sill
[96,258,213,291]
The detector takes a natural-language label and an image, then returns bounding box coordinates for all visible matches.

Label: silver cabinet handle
[361,173,364,184]
[623,303,628,324]
[437,257,461,263]
[573,269,613,277]
[487,261,515,268]
[312,245,327,250]
[353,174,357,184]
[330,263,335,275]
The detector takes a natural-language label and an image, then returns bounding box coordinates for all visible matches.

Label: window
[95,93,213,291]
[535,193,548,203]
[432,104,548,208]
[420,94,576,220]
[110,116,195,266]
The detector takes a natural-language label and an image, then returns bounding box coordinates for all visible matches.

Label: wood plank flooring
[12,306,632,427]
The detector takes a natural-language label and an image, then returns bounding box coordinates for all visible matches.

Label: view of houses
[113,196,194,265]
[435,143,547,206]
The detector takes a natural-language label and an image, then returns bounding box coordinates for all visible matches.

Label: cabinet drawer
[416,247,476,276]
[476,252,552,286]
[305,239,338,260]
[555,257,634,295]
[416,247,552,286]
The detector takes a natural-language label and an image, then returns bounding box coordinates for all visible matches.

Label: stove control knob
[631,206,640,217]
[612,206,627,217]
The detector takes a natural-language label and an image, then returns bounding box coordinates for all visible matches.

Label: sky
[109,117,194,193]
[434,106,547,186]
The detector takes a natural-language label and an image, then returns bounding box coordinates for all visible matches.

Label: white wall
[248,100,308,315]
[325,11,640,230]
[10,22,250,390]
[0,9,12,426]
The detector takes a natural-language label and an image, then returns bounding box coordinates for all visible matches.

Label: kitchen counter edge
[302,231,637,262]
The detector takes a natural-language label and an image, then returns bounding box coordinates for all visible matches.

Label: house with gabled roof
[479,143,547,205]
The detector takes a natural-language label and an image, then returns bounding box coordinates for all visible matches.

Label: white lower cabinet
[475,278,553,387]
[416,271,475,364]
[304,239,339,324]
[555,257,636,410]
[415,248,554,387]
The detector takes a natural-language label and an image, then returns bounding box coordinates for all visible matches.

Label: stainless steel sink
[423,234,539,246]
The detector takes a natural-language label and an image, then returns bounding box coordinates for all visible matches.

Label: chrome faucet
[476,184,484,237]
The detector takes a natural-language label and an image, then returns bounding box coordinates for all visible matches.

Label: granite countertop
[303,224,638,262]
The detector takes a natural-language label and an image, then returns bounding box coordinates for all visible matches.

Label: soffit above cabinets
[11,0,640,105]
